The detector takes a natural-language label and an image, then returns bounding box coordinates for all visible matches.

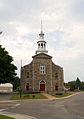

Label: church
[21,25,64,92]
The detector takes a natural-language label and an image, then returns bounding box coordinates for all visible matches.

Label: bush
[32,95,35,98]
[56,93,63,95]
[24,92,40,94]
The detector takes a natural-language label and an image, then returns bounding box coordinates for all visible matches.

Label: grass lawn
[50,92,71,98]
[11,93,47,100]
[0,114,15,119]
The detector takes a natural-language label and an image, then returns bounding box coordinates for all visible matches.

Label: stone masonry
[21,53,64,92]
[21,25,64,92]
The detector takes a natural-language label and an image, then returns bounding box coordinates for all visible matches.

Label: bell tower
[36,20,48,54]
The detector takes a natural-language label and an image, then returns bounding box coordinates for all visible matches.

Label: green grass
[0,114,15,119]
[11,93,47,100]
[50,92,71,98]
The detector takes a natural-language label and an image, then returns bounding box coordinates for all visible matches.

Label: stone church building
[21,27,64,92]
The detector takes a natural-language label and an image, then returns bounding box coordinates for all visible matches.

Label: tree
[80,82,84,91]
[65,78,84,91]
[0,45,17,87]
[75,77,80,90]
[13,76,20,90]
[68,81,76,91]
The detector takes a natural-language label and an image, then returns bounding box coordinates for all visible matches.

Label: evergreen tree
[75,77,80,90]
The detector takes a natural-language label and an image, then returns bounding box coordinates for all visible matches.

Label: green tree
[80,82,84,91]
[68,81,76,91]
[13,76,20,90]
[75,77,80,90]
[0,45,17,87]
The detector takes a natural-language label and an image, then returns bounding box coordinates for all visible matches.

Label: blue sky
[0,0,84,82]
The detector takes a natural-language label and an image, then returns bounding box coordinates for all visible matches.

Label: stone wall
[21,53,64,92]
[32,55,52,92]
[52,62,64,91]
[21,62,33,92]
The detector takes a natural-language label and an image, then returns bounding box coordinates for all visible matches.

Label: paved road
[0,93,14,100]
[0,93,20,112]
[3,92,84,119]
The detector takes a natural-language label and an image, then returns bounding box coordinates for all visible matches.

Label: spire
[35,20,48,54]
[39,19,44,40]
[41,19,43,33]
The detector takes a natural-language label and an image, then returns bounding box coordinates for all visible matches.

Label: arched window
[30,70,32,78]
[41,43,43,48]
[38,44,40,46]
[26,83,29,91]
[55,83,58,91]
[27,72,29,78]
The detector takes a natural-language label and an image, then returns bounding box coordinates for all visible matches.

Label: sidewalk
[0,111,36,119]
[42,93,56,100]
[42,92,84,100]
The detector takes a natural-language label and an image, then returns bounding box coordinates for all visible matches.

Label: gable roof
[32,53,52,59]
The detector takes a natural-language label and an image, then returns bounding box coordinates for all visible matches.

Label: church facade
[21,27,64,92]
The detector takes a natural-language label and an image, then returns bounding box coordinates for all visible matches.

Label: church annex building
[21,26,64,92]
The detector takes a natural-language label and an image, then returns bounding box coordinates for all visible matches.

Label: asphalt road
[0,93,19,111]
[3,92,84,119]
[0,93,14,100]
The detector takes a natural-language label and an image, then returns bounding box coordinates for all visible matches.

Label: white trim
[39,80,46,84]
[40,65,45,74]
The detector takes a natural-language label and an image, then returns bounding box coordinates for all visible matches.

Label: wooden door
[40,83,45,91]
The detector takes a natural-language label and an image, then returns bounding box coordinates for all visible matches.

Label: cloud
[0,0,84,82]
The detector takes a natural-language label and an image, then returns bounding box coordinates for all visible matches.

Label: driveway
[3,92,84,119]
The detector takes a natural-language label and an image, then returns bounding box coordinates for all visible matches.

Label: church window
[41,43,43,48]
[40,65,45,74]
[26,83,29,91]
[30,70,32,78]
[27,72,29,78]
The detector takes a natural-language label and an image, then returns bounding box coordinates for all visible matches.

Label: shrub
[56,93,63,95]
[32,95,35,98]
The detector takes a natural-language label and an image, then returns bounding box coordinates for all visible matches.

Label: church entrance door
[40,81,45,91]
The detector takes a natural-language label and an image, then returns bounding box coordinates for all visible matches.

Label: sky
[0,0,84,82]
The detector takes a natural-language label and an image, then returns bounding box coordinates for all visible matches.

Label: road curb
[0,92,84,102]
[52,92,84,100]
[0,111,37,119]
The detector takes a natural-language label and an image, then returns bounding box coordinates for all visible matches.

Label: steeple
[36,20,48,54]
[39,19,44,41]
[41,19,43,33]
